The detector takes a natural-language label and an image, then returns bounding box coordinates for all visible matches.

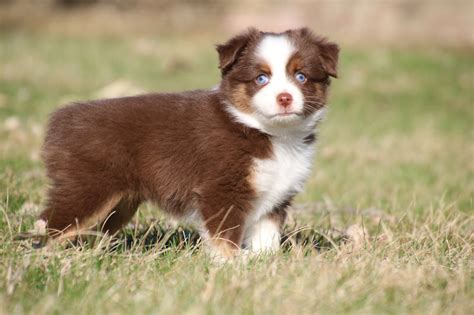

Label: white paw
[245,218,281,253]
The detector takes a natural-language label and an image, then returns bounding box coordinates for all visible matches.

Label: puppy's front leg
[245,216,281,252]
[244,205,288,253]
[199,200,248,261]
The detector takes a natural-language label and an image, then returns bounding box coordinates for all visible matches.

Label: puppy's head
[217,28,339,130]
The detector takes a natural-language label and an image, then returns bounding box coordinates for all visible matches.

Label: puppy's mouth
[269,112,303,119]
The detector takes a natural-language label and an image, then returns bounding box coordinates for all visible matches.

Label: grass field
[0,32,473,314]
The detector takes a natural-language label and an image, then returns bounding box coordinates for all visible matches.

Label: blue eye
[256,74,270,85]
[295,72,307,83]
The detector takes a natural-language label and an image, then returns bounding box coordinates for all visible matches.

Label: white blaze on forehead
[256,35,295,74]
[225,34,311,134]
[250,34,305,121]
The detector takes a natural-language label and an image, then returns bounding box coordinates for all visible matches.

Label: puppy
[37,28,339,259]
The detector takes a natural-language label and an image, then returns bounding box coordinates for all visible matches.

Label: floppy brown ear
[216,28,260,75]
[318,40,339,78]
[291,28,340,78]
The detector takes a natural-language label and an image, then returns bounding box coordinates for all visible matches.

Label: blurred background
[0,0,472,218]
[0,0,473,47]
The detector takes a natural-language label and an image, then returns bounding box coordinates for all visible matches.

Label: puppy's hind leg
[100,197,141,235]
[39,185,122,242]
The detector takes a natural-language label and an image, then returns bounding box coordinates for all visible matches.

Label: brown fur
[40,92,271,249]
[39,27,339,258]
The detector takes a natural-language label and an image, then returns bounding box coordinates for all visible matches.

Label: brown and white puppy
[37,27,339,259]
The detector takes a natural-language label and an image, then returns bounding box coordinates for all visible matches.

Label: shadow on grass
[16,219,348,254]
[110,222,348,254]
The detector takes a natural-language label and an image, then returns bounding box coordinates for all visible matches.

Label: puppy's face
[218,28,339,128]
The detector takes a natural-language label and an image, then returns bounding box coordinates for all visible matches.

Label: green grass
[0,31,473,315]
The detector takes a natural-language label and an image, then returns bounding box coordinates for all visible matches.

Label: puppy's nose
[277,92,293,108]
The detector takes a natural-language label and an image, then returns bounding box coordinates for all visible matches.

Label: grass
[0,31,473,315]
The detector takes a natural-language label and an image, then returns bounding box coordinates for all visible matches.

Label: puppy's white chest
[251,138,315,220]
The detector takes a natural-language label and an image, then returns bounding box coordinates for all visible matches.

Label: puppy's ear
[293,28,339,78]
[216,28,260,75]
[318,40,339,78]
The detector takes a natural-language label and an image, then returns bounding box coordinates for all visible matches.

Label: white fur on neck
[249,129,317,222]
[225,102,324,224]
[224,103,325,253]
